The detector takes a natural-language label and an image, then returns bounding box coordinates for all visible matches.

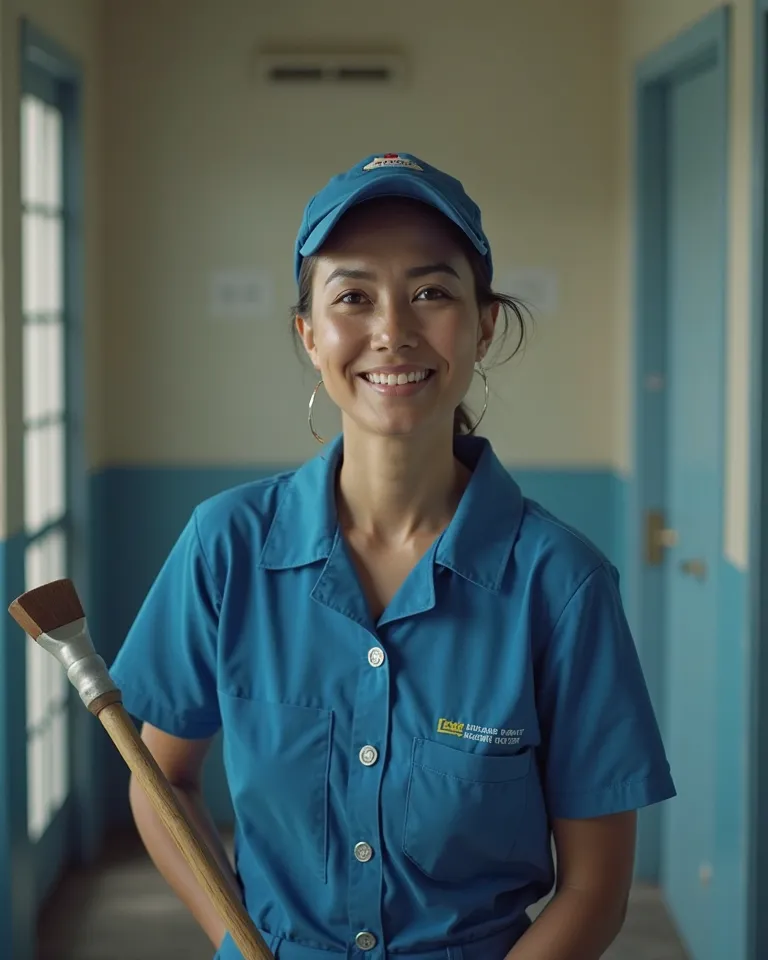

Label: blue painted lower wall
[0,535,86,960]
[91,462,624,652]
[91,464,624,668]
[90,463,625,827]
[0,533,33,960]
[0,464,750,959]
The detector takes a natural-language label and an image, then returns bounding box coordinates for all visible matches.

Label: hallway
[0,1,761,958]
[37,831,689,960]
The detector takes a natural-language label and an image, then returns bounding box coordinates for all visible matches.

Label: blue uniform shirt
[109,434,675,960]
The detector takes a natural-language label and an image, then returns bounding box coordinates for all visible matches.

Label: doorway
[632,9,729,960]
[749,3,768,959]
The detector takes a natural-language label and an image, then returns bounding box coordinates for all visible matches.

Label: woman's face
[296,198,497,441]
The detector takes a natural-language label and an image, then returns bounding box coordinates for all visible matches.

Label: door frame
[629,7,729,884]
[749,3,768,957]
[18,11,97,889]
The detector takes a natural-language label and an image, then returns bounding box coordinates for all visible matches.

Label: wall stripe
[90,463,625,826]
[92,463,624,673]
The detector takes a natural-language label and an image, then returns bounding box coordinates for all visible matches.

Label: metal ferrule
[36,617,118,709]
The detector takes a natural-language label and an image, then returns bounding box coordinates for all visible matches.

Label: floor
[37,830,689,960]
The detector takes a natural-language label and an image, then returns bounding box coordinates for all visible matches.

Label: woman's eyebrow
[324,267,376,286]
[405,262,460,279]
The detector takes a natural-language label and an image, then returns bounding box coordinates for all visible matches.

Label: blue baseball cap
[294,152,492,283]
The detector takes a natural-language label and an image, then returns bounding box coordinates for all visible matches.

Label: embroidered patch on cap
[362,154,423,172]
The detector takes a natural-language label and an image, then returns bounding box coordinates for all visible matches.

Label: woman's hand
[505,810,637,960]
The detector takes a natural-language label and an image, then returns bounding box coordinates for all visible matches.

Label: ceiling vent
[256,50,407,87]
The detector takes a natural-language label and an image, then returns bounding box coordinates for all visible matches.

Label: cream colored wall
[2,0,750,560]
[0,0,103,539]
[101,0,620,470]
[616,0,753,570]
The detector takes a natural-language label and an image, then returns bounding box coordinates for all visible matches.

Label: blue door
[660,59,725,960]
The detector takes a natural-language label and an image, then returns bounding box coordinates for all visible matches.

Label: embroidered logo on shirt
[437,718,525,746]
[362,154,423,172]
[436,718,465,737]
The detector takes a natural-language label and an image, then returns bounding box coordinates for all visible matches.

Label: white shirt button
[359,745,378,766]
[355,932,377,951]
[367,647,385,668]
[354,841,374,862]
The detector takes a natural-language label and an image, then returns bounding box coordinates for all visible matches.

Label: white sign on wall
[494,267,559,315]
[209,268,275,321]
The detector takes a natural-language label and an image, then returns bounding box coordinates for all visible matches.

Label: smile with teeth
[363,370,432,385]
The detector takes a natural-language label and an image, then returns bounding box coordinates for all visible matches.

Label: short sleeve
[108,508,221,739]
[536,561,676,819]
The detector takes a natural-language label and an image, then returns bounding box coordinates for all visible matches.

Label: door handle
[679,558,707,581]
[646,510,678,565]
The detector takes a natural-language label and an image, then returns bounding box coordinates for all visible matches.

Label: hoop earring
[467,365,489,434]
[308,379,327,444]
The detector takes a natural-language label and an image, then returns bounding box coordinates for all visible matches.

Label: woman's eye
[336,291,368,305]
[415,287,449,301]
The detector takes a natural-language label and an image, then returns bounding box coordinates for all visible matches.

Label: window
[21,92,70,842]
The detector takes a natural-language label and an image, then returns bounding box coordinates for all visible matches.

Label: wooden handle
[96,700,273,960]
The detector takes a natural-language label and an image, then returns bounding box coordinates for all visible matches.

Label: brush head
[8,578,85,640]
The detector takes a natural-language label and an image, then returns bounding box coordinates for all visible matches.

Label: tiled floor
[37,831,689,960]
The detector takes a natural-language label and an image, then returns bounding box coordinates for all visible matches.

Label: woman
[109,152,675,960]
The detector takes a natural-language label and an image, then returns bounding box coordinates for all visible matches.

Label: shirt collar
[434,435,524,591]
[259,433,524,592]
[259,435,343,571]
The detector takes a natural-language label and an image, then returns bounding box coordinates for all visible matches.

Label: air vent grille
[257,51,406,86]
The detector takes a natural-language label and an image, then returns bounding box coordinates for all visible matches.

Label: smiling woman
[291,196,527,438]
[109,153,677,960]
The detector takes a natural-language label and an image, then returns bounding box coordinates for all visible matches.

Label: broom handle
[93,696,272,960]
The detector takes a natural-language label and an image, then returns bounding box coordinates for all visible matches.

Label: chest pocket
[219,693,332,884]
[403,737,532,883]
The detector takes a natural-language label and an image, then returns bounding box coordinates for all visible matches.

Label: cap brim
[298,174,488,261]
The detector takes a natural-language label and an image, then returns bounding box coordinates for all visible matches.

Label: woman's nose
[371,300,419,351]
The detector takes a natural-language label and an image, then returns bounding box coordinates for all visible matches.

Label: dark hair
[290,224,532,435]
